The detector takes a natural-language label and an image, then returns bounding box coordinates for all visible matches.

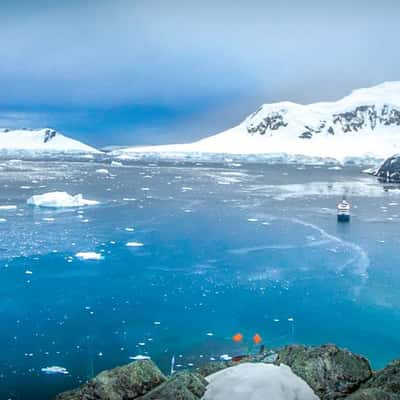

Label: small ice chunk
[126,242,144,247]
[125,227,135,232]
[111,161,123,167]
[41,366,69,375]
[27,192,99,208]
[220,354,232,361]
[129,355,150,360]
[96,168,109,174]
[75,252,103,260]
[25,270,33,275]
[206,332,214,336]
[247,218,258,222]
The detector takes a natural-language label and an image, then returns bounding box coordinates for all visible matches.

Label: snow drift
[202,363,318,400]
[113,81,400,164]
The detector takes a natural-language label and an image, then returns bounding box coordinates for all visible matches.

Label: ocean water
[1,159,400,399]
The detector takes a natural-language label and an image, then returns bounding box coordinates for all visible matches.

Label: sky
[0,0,399,147]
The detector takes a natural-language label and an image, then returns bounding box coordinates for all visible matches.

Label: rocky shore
[56,344,400,399]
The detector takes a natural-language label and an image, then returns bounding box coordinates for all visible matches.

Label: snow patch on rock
[202,363,318,400]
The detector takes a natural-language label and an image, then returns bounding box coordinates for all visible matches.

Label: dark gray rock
[246,104,400,138]
[374,155,400,182]
[276,344,372,399]
[138,371,207,400]
[362,360,400,396]
[55,360,166,400]
[346,388,400,400]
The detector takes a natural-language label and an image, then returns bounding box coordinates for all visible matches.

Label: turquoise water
[1,160,400,399]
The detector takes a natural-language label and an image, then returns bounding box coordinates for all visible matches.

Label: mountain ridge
[112,81,400,164]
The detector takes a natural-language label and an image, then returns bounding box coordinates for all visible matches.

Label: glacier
[112,81,400,165]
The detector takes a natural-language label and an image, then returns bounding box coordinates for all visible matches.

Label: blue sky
[0,0,399,147]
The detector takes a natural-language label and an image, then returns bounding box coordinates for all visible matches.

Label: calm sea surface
[0,159,399,399]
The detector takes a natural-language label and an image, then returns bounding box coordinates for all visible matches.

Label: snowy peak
[0,128,99,154]
[245,82,400,139]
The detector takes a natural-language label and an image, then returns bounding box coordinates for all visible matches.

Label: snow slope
[0,128,98,154]
[113,82,400,164]
[202,363,318,400]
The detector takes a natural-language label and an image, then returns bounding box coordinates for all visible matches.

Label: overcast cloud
[0,0,399,145]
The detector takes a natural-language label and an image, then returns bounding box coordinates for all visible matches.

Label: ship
[337,199,351,222]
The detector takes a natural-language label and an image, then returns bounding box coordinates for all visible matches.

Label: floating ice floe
[220,354,232,361]
[0,205,17,210]
[0,218,6,222]
[75,252,103,260]
[111,161,123,167]
[96,168,110,174]
[126,241,144,247]
[129,355,151,361]
[41,366,69,375]
[27,192,99,208]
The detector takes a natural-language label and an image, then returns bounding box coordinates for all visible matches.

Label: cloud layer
[0,0,399,144]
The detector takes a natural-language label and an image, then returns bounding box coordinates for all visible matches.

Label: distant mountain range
[1,82,400,164]
[112,81,400,164]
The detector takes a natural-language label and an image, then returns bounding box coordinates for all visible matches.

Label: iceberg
[27,192,99,208]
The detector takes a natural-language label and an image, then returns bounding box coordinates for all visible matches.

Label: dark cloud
[0,0,399,144]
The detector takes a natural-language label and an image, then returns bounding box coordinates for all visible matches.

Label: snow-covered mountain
[0,128,99,155]
[113,81,400,164]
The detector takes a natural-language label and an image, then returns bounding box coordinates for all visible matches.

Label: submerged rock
[55,360,166,400]
[276,344,372,399]
[138,371,207,400]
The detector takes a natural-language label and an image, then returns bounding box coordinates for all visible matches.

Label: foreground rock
[346,388,400,399]
[348,360,400,399]
[56,360,166,399]
[276,344,372,399]
[55,345,400,400]
[138,371,207,399]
